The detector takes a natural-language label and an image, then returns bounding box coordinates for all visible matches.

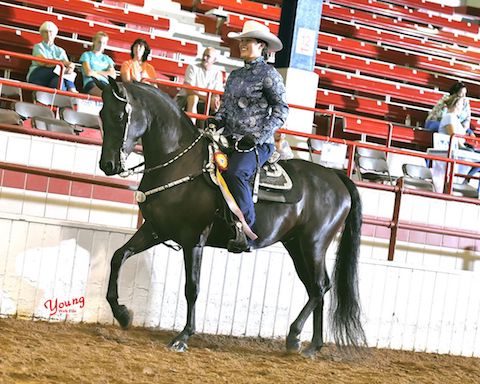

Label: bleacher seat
[33,91,73,109]
[14,101,73,133]
[401,163,436,192]
[355,146,395,184]
[0,3,199,58]
[0,108,22,125]
[60,108,101,132]
[329,0,478,35]
[19,0,171,32]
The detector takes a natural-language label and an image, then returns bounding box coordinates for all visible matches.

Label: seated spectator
[274,132,294,160]
[439,95,472,149]
[425,81,471,133]
[26,21,77,92]
[176,47,224,123]
[80,32,116,96]
[120,39,156,83]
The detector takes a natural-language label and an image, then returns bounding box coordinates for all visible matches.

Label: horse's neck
[141,115,198,168]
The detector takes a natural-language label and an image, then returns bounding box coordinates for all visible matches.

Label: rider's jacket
[214,57,289,145]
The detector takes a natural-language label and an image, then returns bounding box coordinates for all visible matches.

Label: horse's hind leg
[107,221,163,329]
[283,236,331,356]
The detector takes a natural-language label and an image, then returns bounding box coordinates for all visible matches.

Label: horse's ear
[108,76,122,95]
[93,78,106,91]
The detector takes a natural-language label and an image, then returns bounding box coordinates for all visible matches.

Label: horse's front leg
[168,227,210,352]
[107,221,163,329]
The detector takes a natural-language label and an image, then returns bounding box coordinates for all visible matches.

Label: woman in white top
[439,95,469,148]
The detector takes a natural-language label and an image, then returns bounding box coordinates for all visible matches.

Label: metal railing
[0,49,67,90]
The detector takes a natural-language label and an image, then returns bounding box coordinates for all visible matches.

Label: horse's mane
[123,81,197,133]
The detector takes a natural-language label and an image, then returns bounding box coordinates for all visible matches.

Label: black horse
[96,78,366,357]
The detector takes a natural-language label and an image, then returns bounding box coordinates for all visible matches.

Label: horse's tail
[329,171,367,348]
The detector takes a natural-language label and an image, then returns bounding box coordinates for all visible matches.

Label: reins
[119,132,205,177]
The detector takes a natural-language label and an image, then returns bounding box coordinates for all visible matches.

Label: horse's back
[254,159,353,245]
[280,159,351,203]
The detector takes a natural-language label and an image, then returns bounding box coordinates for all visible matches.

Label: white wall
[0,215,479,357]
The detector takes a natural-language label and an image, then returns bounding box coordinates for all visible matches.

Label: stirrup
[227,221,251,253]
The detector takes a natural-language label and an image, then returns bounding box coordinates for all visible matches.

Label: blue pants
[425,120,440,132]
[28,66,76,91]
[223,143,275,228]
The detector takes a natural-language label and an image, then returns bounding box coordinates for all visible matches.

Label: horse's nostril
[100,160,116,175]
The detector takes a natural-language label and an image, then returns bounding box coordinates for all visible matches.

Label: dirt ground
[0,317,479,384]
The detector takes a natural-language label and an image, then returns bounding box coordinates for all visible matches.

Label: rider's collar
[244,57,264,69]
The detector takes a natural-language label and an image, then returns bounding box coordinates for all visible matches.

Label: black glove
[205,117,223,131]
[235,134,256,151]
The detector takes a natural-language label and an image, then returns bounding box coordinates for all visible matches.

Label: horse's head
[96,77,143,176]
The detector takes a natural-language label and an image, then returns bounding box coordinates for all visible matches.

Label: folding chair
[307,138,347,169]
[402,164,436,192]
[33,91,73,109]
[33,90,73,119]
[14,101,73,134]
[60,107,101,134]
[355,155,394,184]
[0,108,22,125]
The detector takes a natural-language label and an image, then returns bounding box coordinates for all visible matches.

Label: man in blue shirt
[211,21,289,252]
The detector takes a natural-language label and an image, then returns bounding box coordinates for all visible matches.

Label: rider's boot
[227,221,251,253]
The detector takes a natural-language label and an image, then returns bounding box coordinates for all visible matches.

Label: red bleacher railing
[143,77,224,121]
[0,75,101,102]
[0,49,66,90]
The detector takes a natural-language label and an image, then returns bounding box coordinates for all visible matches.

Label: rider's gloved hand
[236,134,256,151]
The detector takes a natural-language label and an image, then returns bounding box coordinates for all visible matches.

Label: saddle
[205,132,294,203]
[256,152,292,203]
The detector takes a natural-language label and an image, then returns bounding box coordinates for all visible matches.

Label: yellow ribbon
[216,169,258,241]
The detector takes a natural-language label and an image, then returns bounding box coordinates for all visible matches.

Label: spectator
[425,81,471,133]
[176,47,224,123]
[439,95,470,148]
[120,39,156,83]
[274,132,294,160]
[80,32,116,96]
[26,21,77,92]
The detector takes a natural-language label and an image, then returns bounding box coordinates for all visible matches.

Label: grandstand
[0,0,479,358]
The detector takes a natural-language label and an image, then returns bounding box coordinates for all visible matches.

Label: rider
[208,21,289,252]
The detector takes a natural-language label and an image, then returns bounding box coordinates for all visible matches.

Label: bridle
[111,84,133,175]
[109,85,210,202]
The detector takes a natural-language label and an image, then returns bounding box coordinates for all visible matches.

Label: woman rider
[209,20,289,252]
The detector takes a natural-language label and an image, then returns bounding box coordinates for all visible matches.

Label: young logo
[44,296,85,316]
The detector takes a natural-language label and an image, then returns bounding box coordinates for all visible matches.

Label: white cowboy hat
[227,20,283,52]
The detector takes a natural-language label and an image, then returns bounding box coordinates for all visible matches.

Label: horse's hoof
[169,340,188,353]
[116,305,133,330]
[301,346,318,359]
[286,337,301,354]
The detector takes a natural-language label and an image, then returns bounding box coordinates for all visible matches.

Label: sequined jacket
[214,57,289,145]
